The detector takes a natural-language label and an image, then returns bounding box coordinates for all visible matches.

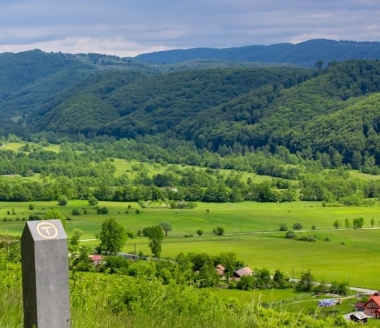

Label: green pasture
[1,142,24,151]
[111,157,273,183]
[1,201,380,289]
[349,170,380,181]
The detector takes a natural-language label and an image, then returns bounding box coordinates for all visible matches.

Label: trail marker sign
[21,220,70,328]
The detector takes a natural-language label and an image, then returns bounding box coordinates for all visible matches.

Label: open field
[111,157,274,183]
[1,200,380,289]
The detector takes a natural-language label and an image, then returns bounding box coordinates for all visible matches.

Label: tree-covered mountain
[1,43,380,169]
[24,59,380,169]
[27,67,312,135]
[135,39,380,67]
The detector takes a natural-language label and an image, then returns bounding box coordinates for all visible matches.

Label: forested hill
[1,46,380,168]
[135,39,380,67]
[22,59,380,168]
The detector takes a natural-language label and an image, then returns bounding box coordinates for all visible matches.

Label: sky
[0,0,379,57]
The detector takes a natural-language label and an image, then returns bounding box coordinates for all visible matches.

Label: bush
[213,227,224,236]
[285,231,296,239]
[296,235,316,242]
[96,207,109,214]
[127,230,136,239]
[72,208,81,216]
[196,229,203,236]
[28,204,35,210]
[293,222,303,230]
[88,196,99,206]
[278,223,288,231]
[57,195,68,206]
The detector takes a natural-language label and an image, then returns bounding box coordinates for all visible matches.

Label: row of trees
[96,218,165,258]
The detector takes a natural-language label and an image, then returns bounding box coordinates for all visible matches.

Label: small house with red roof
[364,296,380,318]
[89,254,103,265]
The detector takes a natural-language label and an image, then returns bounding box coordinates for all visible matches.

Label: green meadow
[1,200,380,289]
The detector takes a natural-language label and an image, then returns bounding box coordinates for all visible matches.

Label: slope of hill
[1,44,380,169]
[28,67,312,137]
[26,59,380,168]
[135,39,380,67]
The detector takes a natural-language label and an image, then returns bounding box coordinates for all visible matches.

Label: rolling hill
[1,40,380,168]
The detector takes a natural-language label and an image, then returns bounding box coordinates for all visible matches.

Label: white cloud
[0,36,171,57]
[0,0,379,56]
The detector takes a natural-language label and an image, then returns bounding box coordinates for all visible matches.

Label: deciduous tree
[98,218,127,254]
[144,225,164,258]
[159,222,172,236]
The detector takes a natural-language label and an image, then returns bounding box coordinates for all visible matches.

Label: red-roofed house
[364,296,380,318]
[89,255,103,265]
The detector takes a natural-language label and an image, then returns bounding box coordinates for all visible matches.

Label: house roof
[355,302,365,308]
[351,312,368,320]
[234,267,253,277]
[215,265,226,276]
[89,255,102,262]
[365,296,380,307]
[344,311,368,322]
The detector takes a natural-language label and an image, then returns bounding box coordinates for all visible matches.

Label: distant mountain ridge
[1,40,380,169]
[134,39,380,67]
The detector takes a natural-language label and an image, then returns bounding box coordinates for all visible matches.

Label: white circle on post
[36,222,59,239]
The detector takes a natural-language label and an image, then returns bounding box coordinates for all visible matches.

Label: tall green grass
[0,267,355,328]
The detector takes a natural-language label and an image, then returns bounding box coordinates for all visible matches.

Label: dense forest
[23,59,380,171]
[0,44,380,172]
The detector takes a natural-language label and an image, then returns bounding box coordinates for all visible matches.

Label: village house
[364,296,380,318]
[354,302,366,312]
[215,264,226,277]
[349,312,368,324]
[233,267,253,279]
[89,254,103,265]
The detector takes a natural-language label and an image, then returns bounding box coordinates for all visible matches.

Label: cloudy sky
[0,0,379,57]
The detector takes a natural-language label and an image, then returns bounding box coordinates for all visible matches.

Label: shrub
[293,222,303,230]
[72,208,81,216]
[28,204,35,210]
[213,227,224,236]
[296,235,316,242]
[57,195,68,206]
[88,196,99,206]
[126,230,136,239]
[96,207,109,214]
[285,231,296,239]
[196,229,203,236]
[278,223,288,231]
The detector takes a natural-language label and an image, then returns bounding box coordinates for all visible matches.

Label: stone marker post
[21,220,70,328]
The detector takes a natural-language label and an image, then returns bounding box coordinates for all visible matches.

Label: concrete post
[21,220,70,328]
